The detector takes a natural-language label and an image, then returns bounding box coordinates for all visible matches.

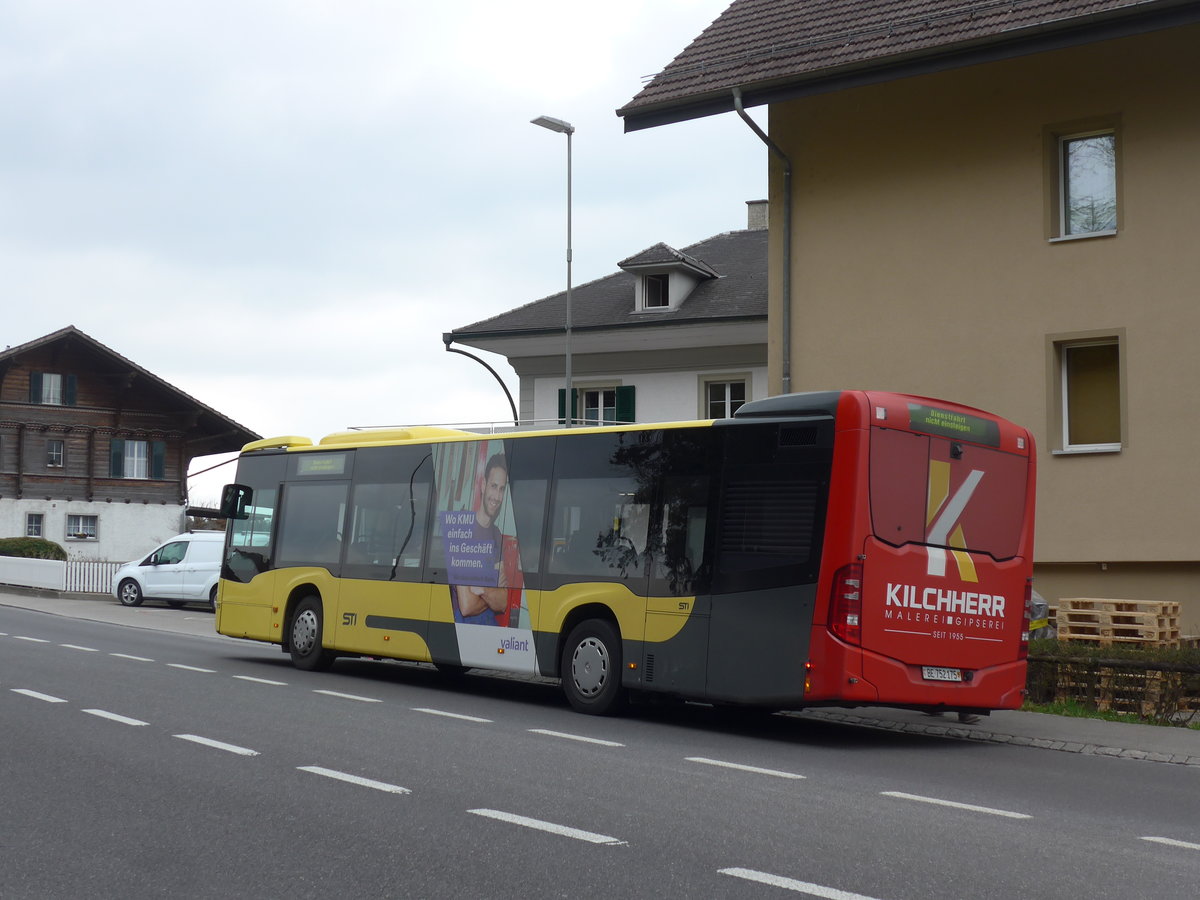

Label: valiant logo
[925,461,984,583]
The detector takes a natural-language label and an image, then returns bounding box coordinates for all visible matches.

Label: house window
[705,380,747,418]
[1053,336,1122,452]
[66,514,98,540]
[643,274,669,309]
[26,513,44,537]
[559,386,636,425]
[1059,131,1117,237]
[110,438,166,479]
[29,372,77,406]
[47,439,65,468]
[583,388,617,424]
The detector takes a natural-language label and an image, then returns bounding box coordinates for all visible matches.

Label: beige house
[620,0,1200,632]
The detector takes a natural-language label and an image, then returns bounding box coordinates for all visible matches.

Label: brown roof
[618,0,1200,130]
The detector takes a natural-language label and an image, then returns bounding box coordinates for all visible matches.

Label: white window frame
[1054,129,1117,241]
[26,513,44,538]
[581,387,618,424]
[702,377,748,419]
[66,514,98,541]
[47,439,65,468]
[41,372,64,405]
[639,273,670,311]
[1056,337,1122,454]
[124,439,150,480]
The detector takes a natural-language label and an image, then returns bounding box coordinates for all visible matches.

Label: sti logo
[925,460,984,583]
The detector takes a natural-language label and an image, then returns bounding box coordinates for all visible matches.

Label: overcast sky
[2,0,765,502]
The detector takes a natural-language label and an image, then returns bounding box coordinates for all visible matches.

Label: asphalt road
[2,604,1198,899]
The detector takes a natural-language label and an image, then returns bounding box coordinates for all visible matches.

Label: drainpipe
[733,87,793,395]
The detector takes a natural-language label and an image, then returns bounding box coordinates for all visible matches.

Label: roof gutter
[733,87,792,395]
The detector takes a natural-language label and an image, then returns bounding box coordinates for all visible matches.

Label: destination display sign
[907,403,1000,446]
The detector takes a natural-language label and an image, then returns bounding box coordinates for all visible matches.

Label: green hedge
[0,537,68,561]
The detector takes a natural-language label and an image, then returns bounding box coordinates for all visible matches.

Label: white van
[112,531,225,611]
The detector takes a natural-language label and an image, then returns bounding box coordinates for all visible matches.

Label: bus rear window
[870,428,1027,560]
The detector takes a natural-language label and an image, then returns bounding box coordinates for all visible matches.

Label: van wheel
[289,595,336,672]
[117,579,144,607]
[208,585,218,612]
[561,619,626,715]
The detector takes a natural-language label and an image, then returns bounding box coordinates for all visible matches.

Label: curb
[793,708,1200,767]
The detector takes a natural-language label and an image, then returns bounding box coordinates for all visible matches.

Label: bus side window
[276,482,350,570]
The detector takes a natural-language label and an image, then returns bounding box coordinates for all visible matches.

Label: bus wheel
[289,596,336,672]
[561,619,626,715]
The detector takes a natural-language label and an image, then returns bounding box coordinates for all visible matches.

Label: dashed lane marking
[313,689,382,703]
[83,709,149,726]
[1141,836,1200,851]
[60,644,99,652]
[719,868,885,899]
[528,728,624,747]
[468,809,626,846]
[686,757,806,780]
[233,675,289,686]
[110,653,155,662]
[298,766,411,794]
[11,688,67,703]
[173,734,260,756]
[880,791,1031,819]
[167,664,216,673]
[413,707,493,723]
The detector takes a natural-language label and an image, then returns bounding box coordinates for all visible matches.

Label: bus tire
[561,619,626,716]
[289,595,337,672]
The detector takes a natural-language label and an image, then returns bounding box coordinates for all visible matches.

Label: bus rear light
[829,563,863,646]
[1019,580,1033,660]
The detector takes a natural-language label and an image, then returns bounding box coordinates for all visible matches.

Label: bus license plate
[922,666,963,682]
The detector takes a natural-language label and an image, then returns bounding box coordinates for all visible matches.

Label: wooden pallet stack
[1056,598,1181,648]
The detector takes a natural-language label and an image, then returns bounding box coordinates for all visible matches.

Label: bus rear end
[812,392,1036,712]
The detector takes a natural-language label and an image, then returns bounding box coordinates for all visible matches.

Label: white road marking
[233,675,288,686]
[12,689,67,703]
[13,636,50,643]
[111,653,155,662]
[413,707,492,723]
[83,709,148,726]
[468,809,626,845]
[528,728,624,747]
[686,757,806,780]
[313,689,381,703]
[881,791,1031,819]
[720,868,885,899]
[167,664,216,673]
[60,644,99,652]
[298,766,411,794]
[173,734,260,756]
[1141,836,1200,851]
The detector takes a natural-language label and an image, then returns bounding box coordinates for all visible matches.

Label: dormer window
[644,274,669,309]
[620,241,720,314]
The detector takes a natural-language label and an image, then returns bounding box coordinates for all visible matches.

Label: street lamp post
[531,114,574,427]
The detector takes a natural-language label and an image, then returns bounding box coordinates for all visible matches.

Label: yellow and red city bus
[216,390,1036,716]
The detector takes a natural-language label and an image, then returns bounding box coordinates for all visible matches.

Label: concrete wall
[0,556,65,590]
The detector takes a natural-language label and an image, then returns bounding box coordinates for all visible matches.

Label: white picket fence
[65,560,122,594]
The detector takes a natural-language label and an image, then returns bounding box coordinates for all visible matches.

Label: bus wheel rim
[571,637,609,697]
[293,610,318,654]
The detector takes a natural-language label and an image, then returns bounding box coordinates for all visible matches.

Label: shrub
[0,537,68,561]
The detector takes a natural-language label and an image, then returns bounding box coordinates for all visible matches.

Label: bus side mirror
[220,484,252,520]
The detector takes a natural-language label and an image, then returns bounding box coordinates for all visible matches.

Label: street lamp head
[531,115,574,135]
